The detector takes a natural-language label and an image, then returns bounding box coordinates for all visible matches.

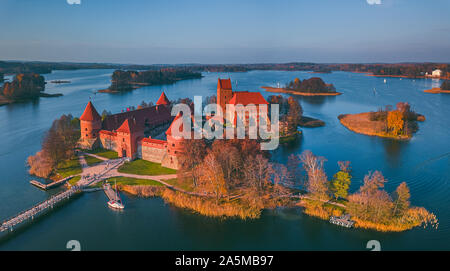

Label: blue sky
[0,0,449,64]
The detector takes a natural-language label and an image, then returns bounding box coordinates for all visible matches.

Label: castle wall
[99,130,117,151]
[138,141,167,163]
[161,154,179,170]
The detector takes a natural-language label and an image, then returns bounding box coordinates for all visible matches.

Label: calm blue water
[0,69,448,250]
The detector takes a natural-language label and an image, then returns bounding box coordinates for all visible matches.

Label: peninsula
[99,68,202,93]
[338,102,425,140]
[262,77,342,96]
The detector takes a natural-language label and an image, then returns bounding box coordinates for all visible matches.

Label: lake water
[0,70,448,250]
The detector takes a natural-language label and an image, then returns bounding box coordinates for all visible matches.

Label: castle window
[93,133,96,137]
[85,134,88,137]
[85,128,87,131]
[172,144,175,147]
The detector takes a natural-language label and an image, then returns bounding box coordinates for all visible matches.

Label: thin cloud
[367,0,381,5]
[67,0,81,5]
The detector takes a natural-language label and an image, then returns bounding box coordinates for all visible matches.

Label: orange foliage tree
[387,110,404,136]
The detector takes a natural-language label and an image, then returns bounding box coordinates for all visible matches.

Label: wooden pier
[103,183,120,202]
[30,175,75,190]
[329,214,355,228]
[0,187,80,233]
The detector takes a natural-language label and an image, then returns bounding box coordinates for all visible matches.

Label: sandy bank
[424,88,450,94]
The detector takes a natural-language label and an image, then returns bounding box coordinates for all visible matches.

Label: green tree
[330,161,351,200]
[330,171,351,200]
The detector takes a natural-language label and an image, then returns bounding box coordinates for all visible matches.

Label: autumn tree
[27,114,80,178]
[210,140,241,190]
[243,154,273,194]
[271,163,290,196]
[392,182,410,217]
[198,152,227,203]
[387,110,404,136]
[300,150,329,201]
[347,171,394,223]
[178,139,207,187]
[330,161,352,200]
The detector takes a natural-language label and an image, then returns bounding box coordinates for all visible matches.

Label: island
[424,80,450,94]
[23,80,437,234]
[338,102,425,140]
[262,77,342,96]
[99,68,203,93]
[0,73,62,106]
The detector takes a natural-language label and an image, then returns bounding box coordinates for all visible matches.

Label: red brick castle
[79,91,182,169]
[79,79,269,170]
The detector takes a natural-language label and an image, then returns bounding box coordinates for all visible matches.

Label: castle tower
[116,118,144,159]
[162,112,186,169]
[80,101,102,141]
[156,91,170,106]
[217,78,233,116]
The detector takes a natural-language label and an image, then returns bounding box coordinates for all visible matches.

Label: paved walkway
[81,152,109,161]
[78,154,88,168]
[106,170,209,196]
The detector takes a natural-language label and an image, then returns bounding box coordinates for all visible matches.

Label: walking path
[82,152,109,161]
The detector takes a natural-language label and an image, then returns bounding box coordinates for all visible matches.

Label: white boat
[107,181,124,210]
[384,79,387,84]
[108,200,124,210]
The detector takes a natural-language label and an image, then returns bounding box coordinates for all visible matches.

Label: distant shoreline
[261,86,342,96]
[367,74,450,80]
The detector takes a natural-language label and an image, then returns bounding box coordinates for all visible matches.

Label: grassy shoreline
[99,177,436,232]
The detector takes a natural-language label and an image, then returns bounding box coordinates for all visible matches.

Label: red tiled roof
[228,91,269,105]
[156,91,170,105]
[80,101,101,121]
[102,104,172,131]
[99,130,117,136]
[218,78,232,90]
[141,137,166,145]
[116,118,142,133]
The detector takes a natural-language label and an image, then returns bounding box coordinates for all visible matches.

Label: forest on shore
[286,77,336,93]
[104,69,202,92]
[1,60,448,78]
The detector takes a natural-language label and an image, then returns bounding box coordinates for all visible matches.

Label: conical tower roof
[156,91,170,105]
[80,101,101,121]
